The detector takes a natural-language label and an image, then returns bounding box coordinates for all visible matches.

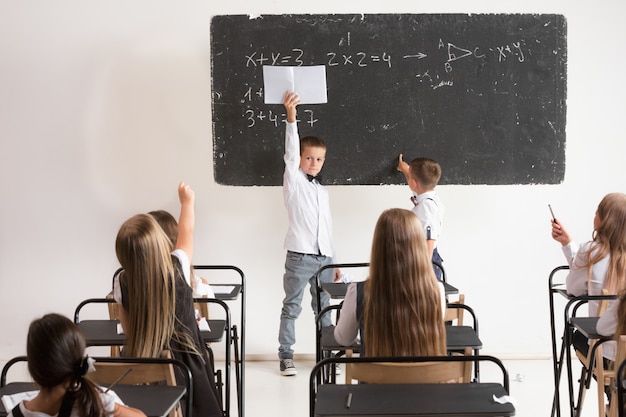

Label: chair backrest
[87,354,192,417]
[88,359,177,387]
[104,292,122,357]
[1,356,28,387]
[106,292,120,321]
[349,359,471,384]
[617,354,626,417]
[444,294,465,325]
[608,335,626,417]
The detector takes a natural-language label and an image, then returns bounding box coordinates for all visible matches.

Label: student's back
[113,183,222,417]
[7,313,145,417]
[335,208,446,356]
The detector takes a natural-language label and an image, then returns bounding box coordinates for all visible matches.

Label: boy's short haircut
[300,136,326,154]
[409,157,441,190]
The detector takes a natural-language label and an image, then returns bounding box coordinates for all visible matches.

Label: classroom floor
[229,357,605,417]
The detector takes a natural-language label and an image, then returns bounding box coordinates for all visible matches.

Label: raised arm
[175,182,195,260]
[397,153,410,182]
[283,91,300,123]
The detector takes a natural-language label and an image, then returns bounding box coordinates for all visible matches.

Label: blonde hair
[364,208,446,356]
[115,214,198,358]
[588,193,626,294]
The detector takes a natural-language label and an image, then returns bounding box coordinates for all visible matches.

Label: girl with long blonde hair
[335,208,447,356]
[113,183,222,417]
[552,192,626,360]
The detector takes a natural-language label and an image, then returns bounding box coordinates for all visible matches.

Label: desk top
[570,317,602,340]
[446,325,483,351]
[314,383,515,416]
[550,284,570,299]
[210,284,242,301]
[320,325,481,352]
[0,382,185,417]
[322,282,458,299]
[77,319,227,346]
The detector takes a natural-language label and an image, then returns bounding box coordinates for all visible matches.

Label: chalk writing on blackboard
[211,14,567,186]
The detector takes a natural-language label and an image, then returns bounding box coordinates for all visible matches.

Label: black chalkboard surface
[210,14,567,186]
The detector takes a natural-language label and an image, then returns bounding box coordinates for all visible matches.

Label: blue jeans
[278,251,333,359]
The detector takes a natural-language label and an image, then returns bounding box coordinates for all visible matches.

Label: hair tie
[75,355,96,379]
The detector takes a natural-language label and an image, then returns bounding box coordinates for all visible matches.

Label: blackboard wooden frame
[211,14,567,186]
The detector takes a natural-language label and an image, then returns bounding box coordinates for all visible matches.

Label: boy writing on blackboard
[277,91,338,376]
[397,155,445,280]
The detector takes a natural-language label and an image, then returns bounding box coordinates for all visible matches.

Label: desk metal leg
[232,325,242,417]
[239,279,246,417]
[564,305,579,417]
[473,348,481,382]
[550,290,562,417]
[552,329,569,417]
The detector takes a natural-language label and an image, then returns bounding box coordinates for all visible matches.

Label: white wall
[1,0,625,362]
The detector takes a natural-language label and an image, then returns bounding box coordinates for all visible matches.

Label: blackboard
[210,14,567,186]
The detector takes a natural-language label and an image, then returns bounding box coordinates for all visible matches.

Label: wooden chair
[346,348,472,385]
[104,292,121,357]
[444,294,465,325]
[573,289,613,417]
[603,336,626,417]
[617,357,626,417]
[87,354,192,417]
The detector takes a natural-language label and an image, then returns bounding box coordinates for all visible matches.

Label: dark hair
[27,314,105,417]
[300,136,326,154]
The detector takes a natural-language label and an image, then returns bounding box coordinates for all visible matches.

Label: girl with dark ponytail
[8,313,145,417]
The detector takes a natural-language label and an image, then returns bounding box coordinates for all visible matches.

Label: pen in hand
[548,204,556,221]
[104,367,133,393]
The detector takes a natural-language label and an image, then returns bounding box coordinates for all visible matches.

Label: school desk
[74,297,233,417]
[309,355,515,417]
[194,264,246,417]
[548,265,616,417]
[0,382,186,417]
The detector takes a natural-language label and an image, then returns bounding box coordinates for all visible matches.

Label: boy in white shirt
[397,155,445,279]
[278,91,338,376]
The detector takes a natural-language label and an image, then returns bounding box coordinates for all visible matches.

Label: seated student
[113,183,222,417]
[7,313,145,417]
[592,252,626,410]
[334,208,447,356]
[148,209,215,299]
[551,193,626,358]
